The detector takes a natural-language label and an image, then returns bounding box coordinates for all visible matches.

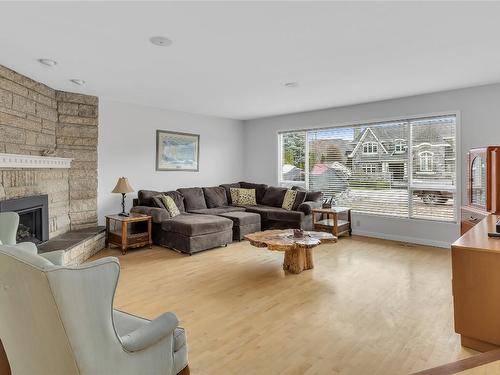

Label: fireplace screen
[0,195,49,244]
[17,207,43,244]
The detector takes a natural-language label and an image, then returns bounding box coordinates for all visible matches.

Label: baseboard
[351,229,451,249]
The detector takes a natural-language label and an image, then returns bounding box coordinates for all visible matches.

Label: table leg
[283,247,313,274]
[333,213,338,237]
[105,217,110,248]
[148,218,152,249]
[121,221,127,255]
[348,209,352,236]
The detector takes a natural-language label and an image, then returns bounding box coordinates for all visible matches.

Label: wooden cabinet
[460,146,500,235]
[452,215,500,352]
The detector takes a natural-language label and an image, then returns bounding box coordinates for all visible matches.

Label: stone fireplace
[0,64,98,239]
[0,64,103,264]
[0,195,49,244]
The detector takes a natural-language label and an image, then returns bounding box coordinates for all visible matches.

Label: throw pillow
[236,188,257,206]
[282,190,298,210]
[152,195,166,209]
[160,195,180,217]
[230,188,240,205]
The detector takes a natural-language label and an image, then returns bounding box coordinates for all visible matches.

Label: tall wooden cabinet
[460,146,500,235]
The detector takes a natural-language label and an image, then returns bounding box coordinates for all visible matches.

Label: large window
[278,114,457,222]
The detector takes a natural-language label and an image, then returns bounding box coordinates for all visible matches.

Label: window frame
[277,111,460,224]
[394,139,406,153]
[362,141,378,155]
[419,151,434,172]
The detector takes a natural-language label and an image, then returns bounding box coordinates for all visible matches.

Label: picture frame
[156,130,200,171]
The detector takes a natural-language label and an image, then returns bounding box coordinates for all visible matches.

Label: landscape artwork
[156,130,200,171]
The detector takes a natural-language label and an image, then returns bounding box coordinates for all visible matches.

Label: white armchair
[0,244,189,375]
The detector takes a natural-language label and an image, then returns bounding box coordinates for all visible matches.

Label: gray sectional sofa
[130,182,323,255]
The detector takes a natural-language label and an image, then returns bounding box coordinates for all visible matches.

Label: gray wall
[243,83,500,247]
[98,99,245,224]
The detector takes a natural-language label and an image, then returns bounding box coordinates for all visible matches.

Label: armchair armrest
[39,250,65,265]
[297,200,322,215]
[120,312,179,352]
[14,241,38,254]
[130,206,170,224]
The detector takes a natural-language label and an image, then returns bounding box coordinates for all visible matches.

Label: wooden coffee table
[245,229,337,274]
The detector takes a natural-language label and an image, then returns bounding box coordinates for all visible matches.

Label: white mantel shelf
[0,153,72,169]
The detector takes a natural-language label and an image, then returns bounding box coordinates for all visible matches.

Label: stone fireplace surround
[0,64,103,263]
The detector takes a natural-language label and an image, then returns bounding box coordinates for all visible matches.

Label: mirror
[471,156,486,207]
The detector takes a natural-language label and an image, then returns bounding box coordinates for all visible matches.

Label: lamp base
[118,212,130,217]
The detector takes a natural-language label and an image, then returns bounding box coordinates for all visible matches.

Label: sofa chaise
[131,182,323,255]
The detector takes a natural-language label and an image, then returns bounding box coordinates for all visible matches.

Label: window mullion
[408,121,413,219]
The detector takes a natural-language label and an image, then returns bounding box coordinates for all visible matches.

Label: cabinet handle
[469,216,479,222]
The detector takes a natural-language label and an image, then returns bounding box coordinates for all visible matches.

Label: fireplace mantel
[0,153,72,169]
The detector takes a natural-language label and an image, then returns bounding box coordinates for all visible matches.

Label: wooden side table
[105,213,152,255]
[312,207,352,237]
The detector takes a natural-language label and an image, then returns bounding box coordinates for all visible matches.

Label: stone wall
[0,64,98,238]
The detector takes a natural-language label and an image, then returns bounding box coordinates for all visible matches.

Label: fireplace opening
[0,195,49,244]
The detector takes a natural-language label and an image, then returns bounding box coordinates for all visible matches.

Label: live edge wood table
[105,213,152,255]
[312,207,352,237]
[245,229,337,274]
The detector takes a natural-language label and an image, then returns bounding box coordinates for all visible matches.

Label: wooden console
[452,214,500,352]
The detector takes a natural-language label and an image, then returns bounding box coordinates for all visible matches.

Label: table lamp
[112,177,134,216]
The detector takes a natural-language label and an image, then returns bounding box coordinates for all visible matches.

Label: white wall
[98,100,245,224]
[243,83,500,247]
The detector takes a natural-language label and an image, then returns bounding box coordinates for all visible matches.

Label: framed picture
[156,130,200,171]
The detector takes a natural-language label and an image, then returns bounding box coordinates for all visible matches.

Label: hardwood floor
[93,236,476,375]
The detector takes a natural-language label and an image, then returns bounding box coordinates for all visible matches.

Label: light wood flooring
[93,236,477,375]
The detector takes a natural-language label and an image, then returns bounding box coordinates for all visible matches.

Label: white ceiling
[1,1,500,120]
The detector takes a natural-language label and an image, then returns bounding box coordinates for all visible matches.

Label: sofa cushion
[261,186,288,207]
[305,191,323,202]
[152,195,165,209]
[291,186,323,202]
[164,191,186,212]
[218,211,261,226]
[178,187,207,211]
[161,213,233,236]
[189,206,245,215]
[244,205,303,223]
[138,190,162,207]
[219,183,241,204]
[239,182,268,204]
[203,186,228,208]
[293,190,307,210]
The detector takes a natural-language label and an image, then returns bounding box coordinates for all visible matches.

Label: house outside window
[278,114,457,222]
[394,139,405,153]
[362,142,378,154]
[419,151,434,172]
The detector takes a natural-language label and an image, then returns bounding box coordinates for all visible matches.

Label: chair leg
[177,365,190,375]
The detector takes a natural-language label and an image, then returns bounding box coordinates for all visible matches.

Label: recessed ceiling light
[284,82,299,88]
[149,36,173,47]
[70,79,85,85]
[38,58,57,67]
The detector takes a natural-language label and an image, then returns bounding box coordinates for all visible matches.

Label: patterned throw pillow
[160,195,180,217]
[282,190,298,210]
[230,188,240,205]
[236,188,257,206]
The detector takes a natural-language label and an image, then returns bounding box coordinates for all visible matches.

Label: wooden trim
[411,349,500,375]
[0,153,72,169]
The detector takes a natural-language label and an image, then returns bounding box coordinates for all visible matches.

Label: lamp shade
[112,177,134,194]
